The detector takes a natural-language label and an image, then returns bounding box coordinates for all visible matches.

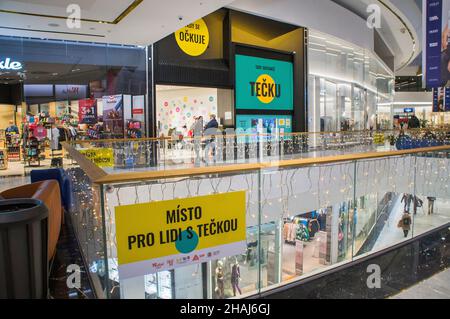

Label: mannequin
[230,258,242,296]
[5,120,19,134]
[51,124,60,151]
[215,260,225,299]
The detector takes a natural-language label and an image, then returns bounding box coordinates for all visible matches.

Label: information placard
[115,192,247,279]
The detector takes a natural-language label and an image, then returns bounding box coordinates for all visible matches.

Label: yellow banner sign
[79,148,113,167]
[175,18,210,57]
[115,192,246,277]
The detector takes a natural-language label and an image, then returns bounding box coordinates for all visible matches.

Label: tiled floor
[372,196,450,253]
[0,175,30,192]
[391,268,450,299]
[49,211,95,299]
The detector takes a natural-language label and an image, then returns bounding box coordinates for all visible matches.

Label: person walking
[427,197,436,215]
[401,193,413,212]
[191,116,203,164]
[398,211,412,238]
[412,196,423,215]
[203,114,219,163]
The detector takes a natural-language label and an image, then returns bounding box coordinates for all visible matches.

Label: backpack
[403,216,411,226]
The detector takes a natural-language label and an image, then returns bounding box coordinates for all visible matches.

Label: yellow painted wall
[0,104,16,130]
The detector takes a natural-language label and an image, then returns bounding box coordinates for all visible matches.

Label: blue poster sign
[433,88,439,112]
[424,0,444,88]
[433,87,446,112]
[446,87,450,111]
[236,114,292,134]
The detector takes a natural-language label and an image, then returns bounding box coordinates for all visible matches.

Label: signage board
[175,18,210,57]
[235,54,294,111]
[115,192,247,279]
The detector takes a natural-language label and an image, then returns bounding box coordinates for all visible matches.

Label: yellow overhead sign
[175,18,210,57]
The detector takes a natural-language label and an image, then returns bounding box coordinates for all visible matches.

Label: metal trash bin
[0,199,49,299]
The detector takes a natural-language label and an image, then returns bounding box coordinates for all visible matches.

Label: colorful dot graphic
[175,230,199,254]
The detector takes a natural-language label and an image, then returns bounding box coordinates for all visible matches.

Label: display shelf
[25,137,41,167]
[5,133,21,162]
[0,148,7,170]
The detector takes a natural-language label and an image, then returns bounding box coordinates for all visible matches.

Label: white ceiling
[331,0,421,72]
[0,0,235,45]
[0,0,134,21]
[0,0,422,73]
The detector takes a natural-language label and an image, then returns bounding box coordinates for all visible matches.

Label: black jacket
[204,119,219,130]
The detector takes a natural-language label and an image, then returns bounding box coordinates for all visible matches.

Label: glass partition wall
[308,30,395,133]
[64,140,450,299]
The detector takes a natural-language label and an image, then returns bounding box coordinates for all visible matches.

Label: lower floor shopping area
[100,192,450,299]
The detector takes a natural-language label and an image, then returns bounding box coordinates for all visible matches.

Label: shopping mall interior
[0,0,450,303]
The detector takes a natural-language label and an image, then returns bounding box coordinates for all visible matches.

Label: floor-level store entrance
[155,85,234,137]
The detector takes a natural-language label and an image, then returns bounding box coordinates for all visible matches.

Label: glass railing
[62,132,450,299]
[67,128,450,174]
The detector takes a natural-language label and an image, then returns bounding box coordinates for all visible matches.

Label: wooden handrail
[61,142,108,182]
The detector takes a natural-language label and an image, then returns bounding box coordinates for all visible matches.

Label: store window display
[156,86,224,137]
[5,124,20,162]
[282,211,329,280]
[212,254,255,299]
[0,131,7,170]
[308,30,394,133]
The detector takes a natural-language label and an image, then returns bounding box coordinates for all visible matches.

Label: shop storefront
[0,37,147,176]
[307,30,395,132]
[152,9,306,138]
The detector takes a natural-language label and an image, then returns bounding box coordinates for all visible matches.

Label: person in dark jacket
[204,114,219,131]
[427,197,436,215]
[401,193,413,212]
[204,115,219,163]
[398,211,412,238]
[407,115,420,129]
